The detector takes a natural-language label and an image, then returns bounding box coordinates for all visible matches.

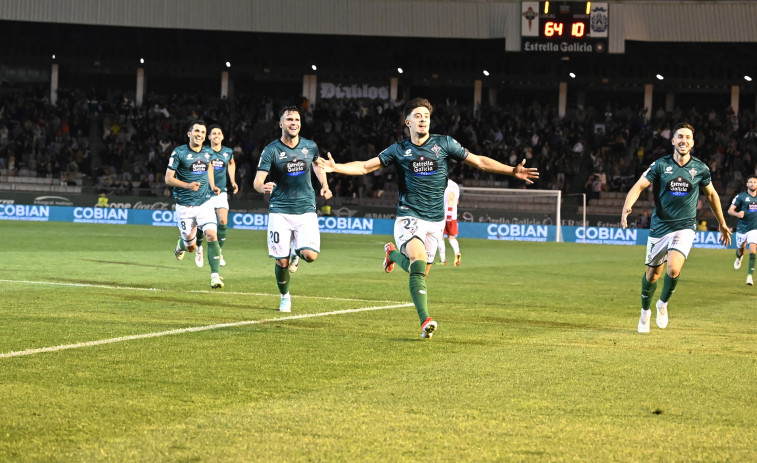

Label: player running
[621,122,731,333]
[436,178,462,266]
[253,106,332,312]
[728,175,757,285]
[194,125,238,268]
[317,97,538,339]
[165,120,224,289]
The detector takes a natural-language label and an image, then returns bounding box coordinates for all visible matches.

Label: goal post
[458,187,563,242]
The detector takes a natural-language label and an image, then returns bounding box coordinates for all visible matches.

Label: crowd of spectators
[3,86,757,204]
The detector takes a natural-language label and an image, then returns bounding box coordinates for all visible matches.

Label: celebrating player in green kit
[317,98,539,339]
[254,106,332,313]
[194,124,238,268]
[728,175,757,286]
[165,120,224,288]
[621,122,731,333]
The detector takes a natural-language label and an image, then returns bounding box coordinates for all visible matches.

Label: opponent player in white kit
[436,179,462,266]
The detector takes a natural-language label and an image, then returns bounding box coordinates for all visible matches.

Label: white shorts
[267,212,320,259]
[208,192,229,210]
[736,230,757,249]
[176,202,218,242]
[645,229,696,267]
[394,216,446,264]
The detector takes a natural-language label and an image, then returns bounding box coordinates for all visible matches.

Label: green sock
[641,273,658,310]
[659,274,679,303]
[217,224,227,249]
[207,240,221,273]
[737,248,744,259]
[178,239,187,251]
[196,228,204,247]
[749,254,756,276]
[408,260,429,324]
[275,264,290,295]
[390,249,411,273]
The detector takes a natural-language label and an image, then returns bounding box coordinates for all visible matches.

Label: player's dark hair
[188,120,206,132]
[207,124,223,134]
[279,105,300,119]
[748,175,757,182]
[404,98,433,120]
[672,122,695,136]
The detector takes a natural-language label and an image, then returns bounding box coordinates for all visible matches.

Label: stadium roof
[2,0,757,53]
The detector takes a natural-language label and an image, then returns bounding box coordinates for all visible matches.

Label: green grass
[1,221,756,462]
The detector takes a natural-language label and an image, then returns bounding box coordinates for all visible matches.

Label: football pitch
[1,221,755,462]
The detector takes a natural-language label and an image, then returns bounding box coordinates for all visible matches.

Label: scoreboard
[521,1,609,53]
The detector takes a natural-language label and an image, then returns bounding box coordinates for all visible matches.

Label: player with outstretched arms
[727,175,757,285]
[621,122,731,333]
[317,97,538,339]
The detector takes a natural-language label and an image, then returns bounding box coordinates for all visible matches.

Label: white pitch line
[0,279,401,303]
[0,303,414,359]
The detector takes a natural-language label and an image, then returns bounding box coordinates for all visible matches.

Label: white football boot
[638,309,651,333]
[656,300,668,329]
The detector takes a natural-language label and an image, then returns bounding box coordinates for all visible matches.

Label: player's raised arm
[315,152,382,176]
[463,154,539,184]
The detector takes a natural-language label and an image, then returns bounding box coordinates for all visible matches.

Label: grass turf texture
[1,221,756,462]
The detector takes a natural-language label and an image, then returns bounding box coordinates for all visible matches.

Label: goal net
[459,187,563,242]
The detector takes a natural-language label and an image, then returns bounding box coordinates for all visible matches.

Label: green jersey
[378,134,468,222]
[731,191,757,234]
[644,154,711,238]
[258,137,320,215]
[210,146,234,193]
[167,144,214,206]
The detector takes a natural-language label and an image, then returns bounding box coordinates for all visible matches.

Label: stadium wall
[0,204,732,249]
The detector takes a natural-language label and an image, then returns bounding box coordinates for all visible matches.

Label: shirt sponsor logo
[286,159,307,176]
[212,159,225,170]
[411,157,438,176]
[191,160,207,174]
[667,177,692,196]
